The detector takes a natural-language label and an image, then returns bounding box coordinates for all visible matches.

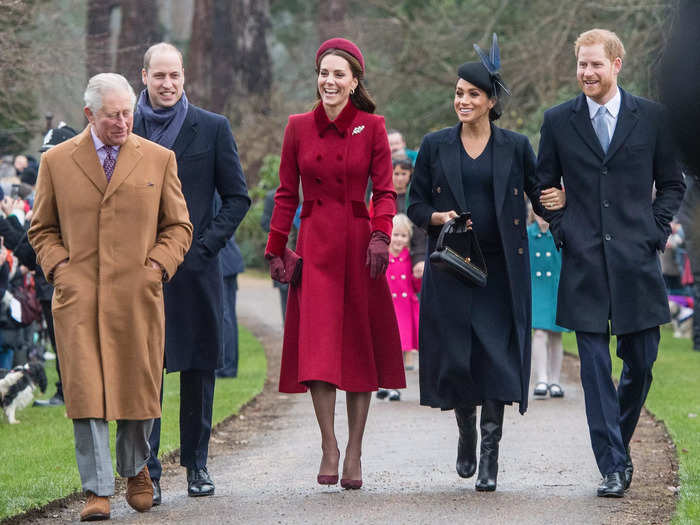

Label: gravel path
[19,274,676,524]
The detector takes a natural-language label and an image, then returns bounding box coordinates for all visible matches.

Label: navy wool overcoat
[408,124,545,414]
[135,104,250,372]
[536,90,685,335]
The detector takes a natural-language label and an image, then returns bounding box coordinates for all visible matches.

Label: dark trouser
[147,369,216,480]
[41,300,62,397]
[217,275,239,377]
[575,327,659,476]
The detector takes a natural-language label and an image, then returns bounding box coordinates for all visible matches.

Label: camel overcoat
[28,127,193,421]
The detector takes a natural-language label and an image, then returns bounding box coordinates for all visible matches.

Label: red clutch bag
[283,248,303,287]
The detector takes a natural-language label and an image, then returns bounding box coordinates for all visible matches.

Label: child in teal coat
[528,213,570,398]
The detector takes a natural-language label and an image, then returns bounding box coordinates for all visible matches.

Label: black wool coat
[408,124,544,414]
[134,104,250,372]
[536,90,685,335]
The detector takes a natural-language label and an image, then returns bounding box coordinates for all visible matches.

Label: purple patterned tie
[102,146,116,182]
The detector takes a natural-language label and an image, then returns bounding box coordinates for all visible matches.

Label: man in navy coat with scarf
[537,29,684,498]
[134,42,250,501]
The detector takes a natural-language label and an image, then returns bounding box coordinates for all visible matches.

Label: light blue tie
[593,105,610,154]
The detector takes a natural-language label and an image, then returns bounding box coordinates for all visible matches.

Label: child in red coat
[377,214,421,401]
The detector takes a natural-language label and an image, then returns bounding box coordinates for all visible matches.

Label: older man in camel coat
[29,73,192,521]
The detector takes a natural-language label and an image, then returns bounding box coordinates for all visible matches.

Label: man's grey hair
[84,73,136,113]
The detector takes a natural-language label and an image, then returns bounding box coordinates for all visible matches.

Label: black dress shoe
[33,392,65,407]
[187,467,215,497]
[597,472,625,497]
[152,478,161,506]
[624,450,633,490]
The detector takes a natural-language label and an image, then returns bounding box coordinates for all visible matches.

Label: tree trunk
[187,0,214,108]
[116,0,162,93]
[86,0,112,79]
[317,0,347,43]
[188,0,271,118]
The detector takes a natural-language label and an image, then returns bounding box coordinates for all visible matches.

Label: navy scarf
[136,89,189,149]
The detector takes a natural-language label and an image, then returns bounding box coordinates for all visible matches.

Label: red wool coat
[266,102,406,393]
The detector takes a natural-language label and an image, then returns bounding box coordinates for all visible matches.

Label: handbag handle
[435,212,471,251]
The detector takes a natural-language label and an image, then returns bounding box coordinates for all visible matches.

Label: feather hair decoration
[473,33,511,96]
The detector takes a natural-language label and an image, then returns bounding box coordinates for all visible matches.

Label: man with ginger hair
[536,29,684,497]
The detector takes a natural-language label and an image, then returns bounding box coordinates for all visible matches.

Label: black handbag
[429,213,487,287]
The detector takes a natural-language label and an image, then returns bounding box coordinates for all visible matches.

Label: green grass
[562,327,700,524]
[0,326,266,520]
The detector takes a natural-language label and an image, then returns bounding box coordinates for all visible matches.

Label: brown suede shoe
[126,466,153,512]
[80,492,110,521]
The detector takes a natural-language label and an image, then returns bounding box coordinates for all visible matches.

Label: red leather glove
[266,254,289,284]
[365,230,390,279]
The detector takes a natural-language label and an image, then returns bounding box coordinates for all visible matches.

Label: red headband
[315,38,365,74]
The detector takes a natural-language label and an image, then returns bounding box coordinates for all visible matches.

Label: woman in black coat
[408,37,560,491]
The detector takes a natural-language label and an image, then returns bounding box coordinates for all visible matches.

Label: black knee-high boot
[455,405,477,478]
[475,400,504,492]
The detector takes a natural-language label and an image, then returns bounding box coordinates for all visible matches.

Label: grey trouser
[73,418,154,496]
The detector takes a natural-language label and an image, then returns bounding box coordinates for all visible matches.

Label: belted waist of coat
[300,198,369,219]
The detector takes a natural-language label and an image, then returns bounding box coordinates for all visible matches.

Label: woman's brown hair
[315,49,376,114]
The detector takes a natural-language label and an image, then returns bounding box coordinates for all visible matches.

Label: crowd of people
[3,19,695,522]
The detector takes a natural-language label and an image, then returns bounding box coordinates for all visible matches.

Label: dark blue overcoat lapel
[171,107,198,159]
[569,93,606,161]
[438,124,468,214]
[605,89,640,162]
[491,125,514,219]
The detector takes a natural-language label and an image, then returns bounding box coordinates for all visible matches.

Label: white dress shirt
[586,87,621,140]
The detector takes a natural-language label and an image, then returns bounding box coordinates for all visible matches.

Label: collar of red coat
[313,101,358,137]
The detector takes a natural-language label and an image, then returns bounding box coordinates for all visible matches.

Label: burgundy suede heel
[340,479,362,490]
[317,475,339,485]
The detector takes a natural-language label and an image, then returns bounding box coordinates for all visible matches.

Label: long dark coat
[536,90,685,335]
[265,102,406,393]
[134,104,250,372]
[408,124,543,414]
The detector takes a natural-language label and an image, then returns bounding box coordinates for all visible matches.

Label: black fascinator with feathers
[458,33,510,121]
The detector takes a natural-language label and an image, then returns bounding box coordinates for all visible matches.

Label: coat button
[518,248,524,255]
[401,274,406,279]
[513,218,520,226]
[337,154,343,161]
[546,251,551,257]
[336,177,343,183]
[392,293,397,298]
[316,154,322,161]
[603,200,610,207]
[536,271,542,277]
[604,233,612,241]
[535,251,541,257]
[546,271,552,277]
[402,292,408,298]
[315,177,322,184]
[317,199,323,206]
[602,167,608,175]
[391,275,395,279]
[436,186,441,193]
[513,188,519,195]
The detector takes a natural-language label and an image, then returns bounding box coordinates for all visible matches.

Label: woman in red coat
[265,38,405,489]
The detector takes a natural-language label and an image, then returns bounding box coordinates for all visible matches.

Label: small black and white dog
[0,362,47,424]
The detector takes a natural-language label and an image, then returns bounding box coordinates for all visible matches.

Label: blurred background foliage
[0,0,678,266]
